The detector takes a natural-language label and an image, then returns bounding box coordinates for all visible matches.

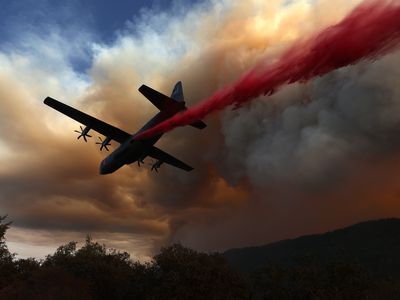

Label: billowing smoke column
[137,0,400,140]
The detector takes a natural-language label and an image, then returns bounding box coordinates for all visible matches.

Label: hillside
[224,218,400,276]
[2,216,400,299]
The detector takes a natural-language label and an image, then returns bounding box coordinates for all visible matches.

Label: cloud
[219,51,400,186]
[2,0,400,258]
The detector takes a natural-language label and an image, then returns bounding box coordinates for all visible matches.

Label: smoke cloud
[138,0,400,140]
[1,0,400,258]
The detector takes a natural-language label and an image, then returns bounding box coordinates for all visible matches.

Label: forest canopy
[1,216,399,300]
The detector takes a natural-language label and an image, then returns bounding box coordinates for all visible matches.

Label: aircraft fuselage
[99,104,183,174]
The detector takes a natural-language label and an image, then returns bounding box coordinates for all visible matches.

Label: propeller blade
[95,137,110,151]
[75,126,92,142]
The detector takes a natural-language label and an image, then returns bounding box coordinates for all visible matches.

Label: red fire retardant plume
[136,0,400,140]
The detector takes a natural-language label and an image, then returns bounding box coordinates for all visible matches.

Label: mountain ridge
[224,218,400,276]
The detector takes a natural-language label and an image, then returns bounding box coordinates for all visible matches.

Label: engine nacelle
[96,136,112,151]
[75,125,92,142]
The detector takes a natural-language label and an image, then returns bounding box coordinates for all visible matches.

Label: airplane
[44,81,206,174]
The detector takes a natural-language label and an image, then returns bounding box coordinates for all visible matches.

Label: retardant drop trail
[136,0,400,140]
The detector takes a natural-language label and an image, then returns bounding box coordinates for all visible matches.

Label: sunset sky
[1,0,400,260]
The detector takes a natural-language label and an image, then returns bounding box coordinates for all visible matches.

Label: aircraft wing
[148,146,194,172]
[44,97,131,144]
[139,85,181,111]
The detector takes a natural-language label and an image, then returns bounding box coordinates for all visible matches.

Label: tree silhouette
[43,235,139,300]
[1,218,400,299]
[0,215,16,290]
[149,244,250,300]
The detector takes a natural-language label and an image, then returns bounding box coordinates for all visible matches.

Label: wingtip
[43,96,56,104]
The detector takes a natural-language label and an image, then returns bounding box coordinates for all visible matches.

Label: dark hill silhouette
[2,216,400,299]
[224,218,400,276]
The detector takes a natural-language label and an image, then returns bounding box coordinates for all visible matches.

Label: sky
[1,0,400,260]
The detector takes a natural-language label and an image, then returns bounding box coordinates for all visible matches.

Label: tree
[43,235,141,300]
[0,215,16,290]
[0,215,12,260]
[150,244,250,300]
[252,262,291,300]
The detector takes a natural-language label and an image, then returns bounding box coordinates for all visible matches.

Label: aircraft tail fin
[139,82,206,129]
[171,81,184,102]
[171,81,206,129]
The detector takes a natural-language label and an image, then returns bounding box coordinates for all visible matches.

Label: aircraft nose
[99,160,111,175]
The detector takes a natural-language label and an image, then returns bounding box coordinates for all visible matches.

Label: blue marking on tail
[171,81,184,102]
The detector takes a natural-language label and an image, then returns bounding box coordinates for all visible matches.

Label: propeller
[96,136,111,151]
[74,126,92,142]
[151,160,163,172]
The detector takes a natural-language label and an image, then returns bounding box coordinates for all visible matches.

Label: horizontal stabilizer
[139,85,183,111]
